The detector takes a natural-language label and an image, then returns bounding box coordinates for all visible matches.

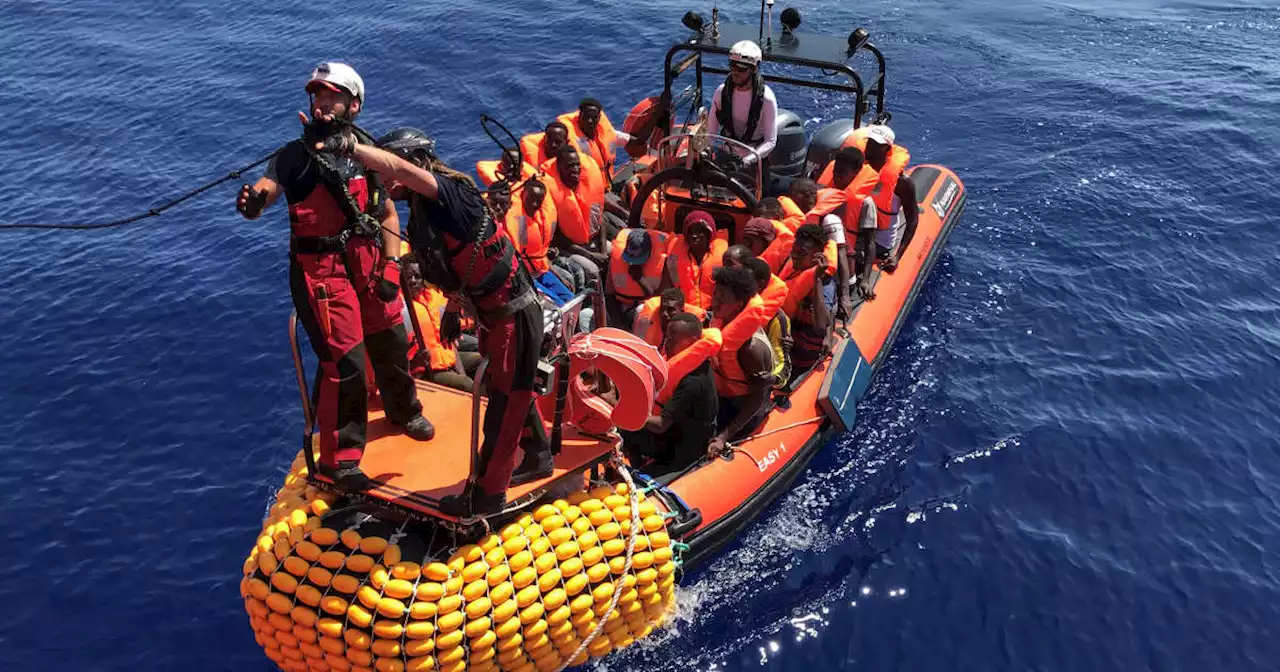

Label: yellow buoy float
[242,451,678,671]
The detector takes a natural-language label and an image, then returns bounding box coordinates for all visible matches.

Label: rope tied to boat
[554,446,643,672]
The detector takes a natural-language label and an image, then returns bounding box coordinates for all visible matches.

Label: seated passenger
[401,254,482,392]
[632,287,706,348]
[708,266,776,455]
[862,126,919,273]
[621,312,718,482]
[741,216,794,274]
[607,228,668,328]
[559,98,632,184]
[707,40,779,172]
[521,121,573,169]
[498,179,575,306]
[662,210,727,310]
[476,147,533,187]
[790,177,852,316]
[545,145,609,290]
[745,257,792,391]
[778,225,836,377]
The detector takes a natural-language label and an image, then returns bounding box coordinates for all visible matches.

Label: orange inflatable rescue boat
[242,9,965,671]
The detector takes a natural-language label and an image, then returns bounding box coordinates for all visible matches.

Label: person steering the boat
[234,62,434,491]
[706,40,779,173]
[316,125,553,515]
[707,265,776,456]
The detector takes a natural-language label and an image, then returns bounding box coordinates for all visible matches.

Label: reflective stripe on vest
[559,110,618,183]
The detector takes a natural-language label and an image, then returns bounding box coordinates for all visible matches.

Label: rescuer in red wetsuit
[320,126,551,516]
[235,63,434,491]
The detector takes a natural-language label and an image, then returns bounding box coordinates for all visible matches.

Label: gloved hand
[301,115,357,155]
[374,258,401,302]
[440,309,463,344]
[237,184,267,219]
[322,129,358,155]
[723,152,746,174]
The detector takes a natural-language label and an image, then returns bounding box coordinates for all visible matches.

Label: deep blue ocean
[3,0,1279,669]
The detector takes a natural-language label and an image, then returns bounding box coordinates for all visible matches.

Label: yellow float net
[241,451,679,672]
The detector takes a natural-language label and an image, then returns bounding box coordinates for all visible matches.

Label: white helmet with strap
[729,40,763,68]
[306,62,365,103]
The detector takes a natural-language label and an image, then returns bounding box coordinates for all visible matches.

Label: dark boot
[396,414,435,441]
[438,488,506,517]
[324,460,372,491]
[510,447,554,486]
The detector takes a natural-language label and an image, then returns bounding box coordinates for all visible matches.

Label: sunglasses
[730,62,753,72]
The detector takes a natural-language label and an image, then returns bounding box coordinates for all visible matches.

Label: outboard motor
[765,108,806,194]
[804,118,857,180]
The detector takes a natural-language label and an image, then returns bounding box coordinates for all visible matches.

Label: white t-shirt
[706,83,779,162]
[821,214,846,246]
[874,194,903,250]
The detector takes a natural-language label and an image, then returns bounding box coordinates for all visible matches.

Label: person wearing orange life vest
[740,216,794,275]
[559,98,633,184]
[475,147,533,187]
[234,63,434,491]
[862,125,918,272]
[662,210,727,310]
[620,312,718,483]
[825,148,881,301]
[778,224,836,377]
[401,254,481,392]
[632,287,707,348]
[520,121,573,170]
[488,179,574,306]
[788,177,854,317]
[325,127,551,516]
[544,144,612,291]
[707,265,776,456]
[606,227,668,327]
[745,257,793,390]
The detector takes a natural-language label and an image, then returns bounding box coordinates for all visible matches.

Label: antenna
[766,0,775,48]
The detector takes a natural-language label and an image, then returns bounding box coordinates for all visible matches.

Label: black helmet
[378,127,437,162]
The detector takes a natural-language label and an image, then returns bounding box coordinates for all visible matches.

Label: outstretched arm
[349,144,441,201]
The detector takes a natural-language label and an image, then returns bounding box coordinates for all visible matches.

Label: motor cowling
[803,118,857,179]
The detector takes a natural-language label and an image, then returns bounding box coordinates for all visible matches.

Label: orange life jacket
[406,289,457,373]
[779,257,824,318]
[504,186,558,275]
[711,295,774,397]
[760,273,790,316]
[544,152,606,245]
[654,327,723,408]
[609,228,669,307]
[667,234,728,310]
[519,132,558,171]
[476,158,534,187]
[777,195,806,232]
[559,110,619,183]
[814,128,911,230]
[633,296,707,347]
[758,221,795,274]
[870,147,910,230]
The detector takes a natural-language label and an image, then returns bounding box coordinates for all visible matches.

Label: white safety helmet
[306,62,365,103]
[729,40,763,68]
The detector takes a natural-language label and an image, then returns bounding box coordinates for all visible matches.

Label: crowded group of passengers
[235,41,916,515]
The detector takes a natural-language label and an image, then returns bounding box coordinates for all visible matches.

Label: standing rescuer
[318,125,552,516]
[235,62,434,491]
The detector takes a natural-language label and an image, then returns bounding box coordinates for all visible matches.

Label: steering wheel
[626,157,760,229]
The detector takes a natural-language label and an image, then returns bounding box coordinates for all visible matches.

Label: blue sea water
[3,0,1279,669]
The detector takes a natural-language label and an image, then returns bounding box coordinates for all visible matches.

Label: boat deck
[311,381,613,521]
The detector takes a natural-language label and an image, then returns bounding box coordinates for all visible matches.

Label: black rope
[0,149,281,231]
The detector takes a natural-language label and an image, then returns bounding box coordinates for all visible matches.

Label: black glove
[723,152,746,174]
[303,118,357,155]
[237,184,267,219]
[440,310,463,344]
[373,258,401,302]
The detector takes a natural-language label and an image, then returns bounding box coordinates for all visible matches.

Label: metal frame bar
[661,31,887,131]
